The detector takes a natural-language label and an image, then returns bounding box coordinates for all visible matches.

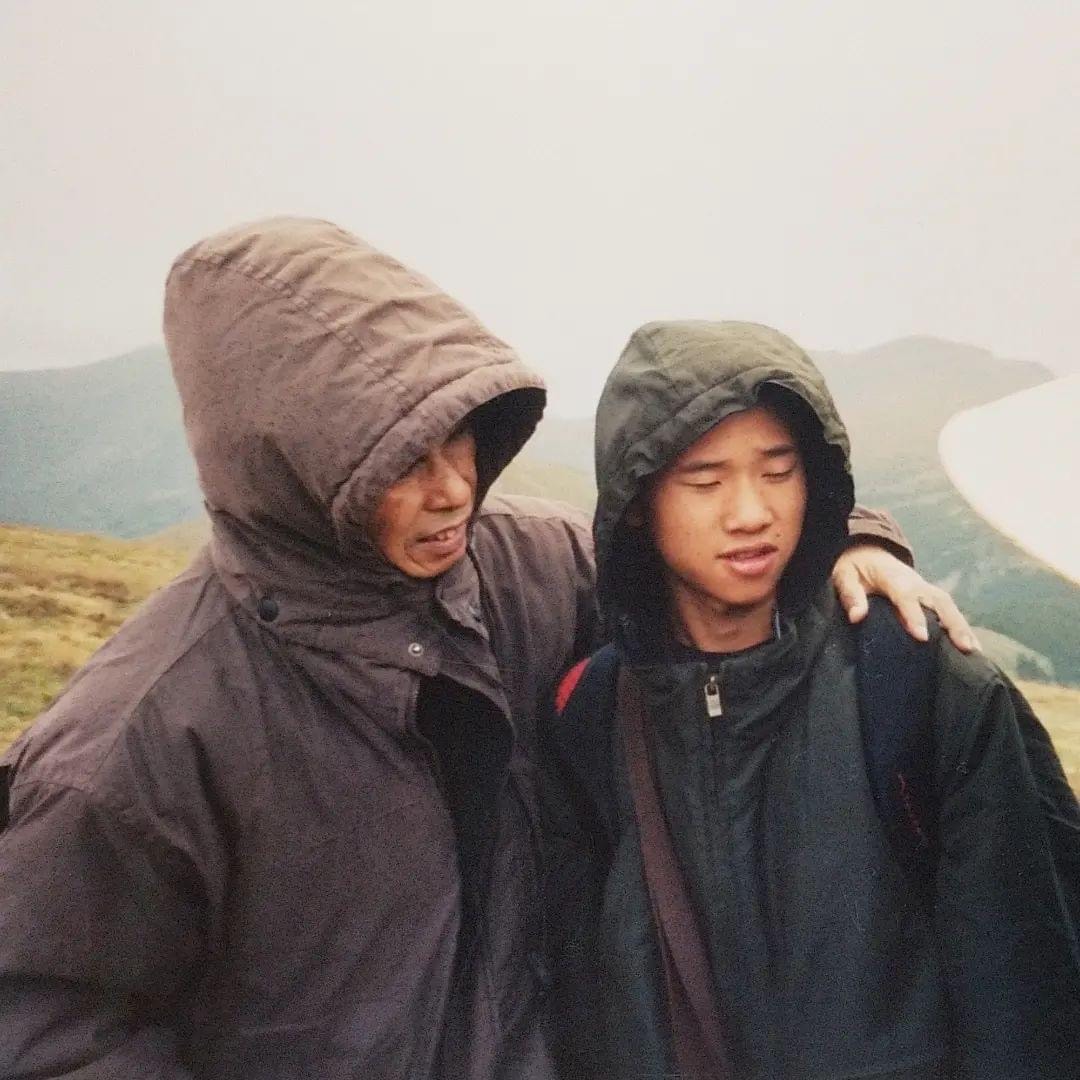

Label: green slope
[0,347,202,537]
[2,336,1076,683]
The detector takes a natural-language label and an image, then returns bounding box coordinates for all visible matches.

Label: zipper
[704,672,723,718]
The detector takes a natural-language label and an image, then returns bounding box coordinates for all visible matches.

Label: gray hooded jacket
[0,219,597,1080]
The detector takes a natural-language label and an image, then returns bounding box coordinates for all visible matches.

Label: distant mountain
[0,347,202,537]
[972,627,1056,684]
[519,415,595,476]
[814,336,1052,471]
[492,456,595,510]
[0,347,592,539]
[811,338,1080,685]
[2,336,1077,683]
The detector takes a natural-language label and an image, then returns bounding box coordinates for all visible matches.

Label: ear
[624,500,645,528]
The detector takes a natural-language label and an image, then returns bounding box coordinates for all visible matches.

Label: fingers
[894,597,930,643]
[833,544,978,650]
[918,586,980,654]
[832,562,869,623]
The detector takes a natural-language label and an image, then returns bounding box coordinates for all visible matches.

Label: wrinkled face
[648,406,808,621]
[371,426,478,578]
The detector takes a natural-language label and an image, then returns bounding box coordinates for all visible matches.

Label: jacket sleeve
[847,504,914,565]
[931,655,1080,1079]
[0,770,203,1078]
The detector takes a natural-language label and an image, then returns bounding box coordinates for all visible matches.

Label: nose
[723,477,773,533]
[423,448,473,510]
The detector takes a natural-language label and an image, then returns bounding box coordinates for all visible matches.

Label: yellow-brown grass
[1,523,1077,798]
[1017,679,1080,794]
[0,523,188,748]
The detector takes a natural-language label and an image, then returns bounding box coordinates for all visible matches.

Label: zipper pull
[704,673,723,718]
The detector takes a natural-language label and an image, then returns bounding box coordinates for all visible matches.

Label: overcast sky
[3,1,1077,414]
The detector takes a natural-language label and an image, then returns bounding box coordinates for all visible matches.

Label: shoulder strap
[555,658,590,716]
[856,596,938,880]
[617,666,731,1080]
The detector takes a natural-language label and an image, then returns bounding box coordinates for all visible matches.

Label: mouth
[414,520,469,559]
[719,544,779,577]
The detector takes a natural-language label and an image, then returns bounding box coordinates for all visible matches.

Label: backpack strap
[548,646,624,849]
[555,658,590,716]
[856,596,938,883]
[617,666,731,1080]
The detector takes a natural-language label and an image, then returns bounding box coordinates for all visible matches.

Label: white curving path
[939,374,1080,586]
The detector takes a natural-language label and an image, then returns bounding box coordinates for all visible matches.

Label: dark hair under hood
[593,320,855,650]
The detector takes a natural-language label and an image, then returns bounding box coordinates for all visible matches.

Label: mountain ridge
[1,337,1077,683]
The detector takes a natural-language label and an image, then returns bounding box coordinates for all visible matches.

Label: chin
[709,579,779,611]
[422,551,469,578]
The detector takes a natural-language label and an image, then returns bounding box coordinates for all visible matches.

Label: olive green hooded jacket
[543,321,1080,1080]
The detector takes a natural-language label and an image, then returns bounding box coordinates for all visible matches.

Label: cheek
[776,480,809,551]
[371,491,417,555]
[651,492,714,560]
[647,489,680,550]
[791,477,809,527]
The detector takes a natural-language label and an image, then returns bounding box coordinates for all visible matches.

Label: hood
[593,320,854,644]
[163,217,545,599]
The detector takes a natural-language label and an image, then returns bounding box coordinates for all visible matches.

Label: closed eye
[764,467,797,481]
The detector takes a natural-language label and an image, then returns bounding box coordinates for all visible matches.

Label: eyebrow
[674,443,799,474]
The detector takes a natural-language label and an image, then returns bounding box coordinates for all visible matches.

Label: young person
[544,320,1080,1080]
[0,222,965,1080]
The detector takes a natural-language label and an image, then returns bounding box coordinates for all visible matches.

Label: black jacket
[545,594,1080,1079]
[542,321,1080,1080]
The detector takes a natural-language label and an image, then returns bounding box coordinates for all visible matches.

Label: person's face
[371,426,478,578]
[647,406,808,624]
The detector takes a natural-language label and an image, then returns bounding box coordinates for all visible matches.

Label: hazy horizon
[4,2,1077,414]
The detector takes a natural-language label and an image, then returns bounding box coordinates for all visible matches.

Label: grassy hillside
[1021,681,1080,793]
[811,339,1080,686]
[492,456,595,510]
[3,340,1076,685]
[1,523,1077,795]
[0,524,189,748]
[521,341,1080,685]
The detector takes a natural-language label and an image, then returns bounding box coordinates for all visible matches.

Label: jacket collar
[208,509,489,668]
[626,586,836,743]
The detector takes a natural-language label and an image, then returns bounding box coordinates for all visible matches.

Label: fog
[3,1,1077,413]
